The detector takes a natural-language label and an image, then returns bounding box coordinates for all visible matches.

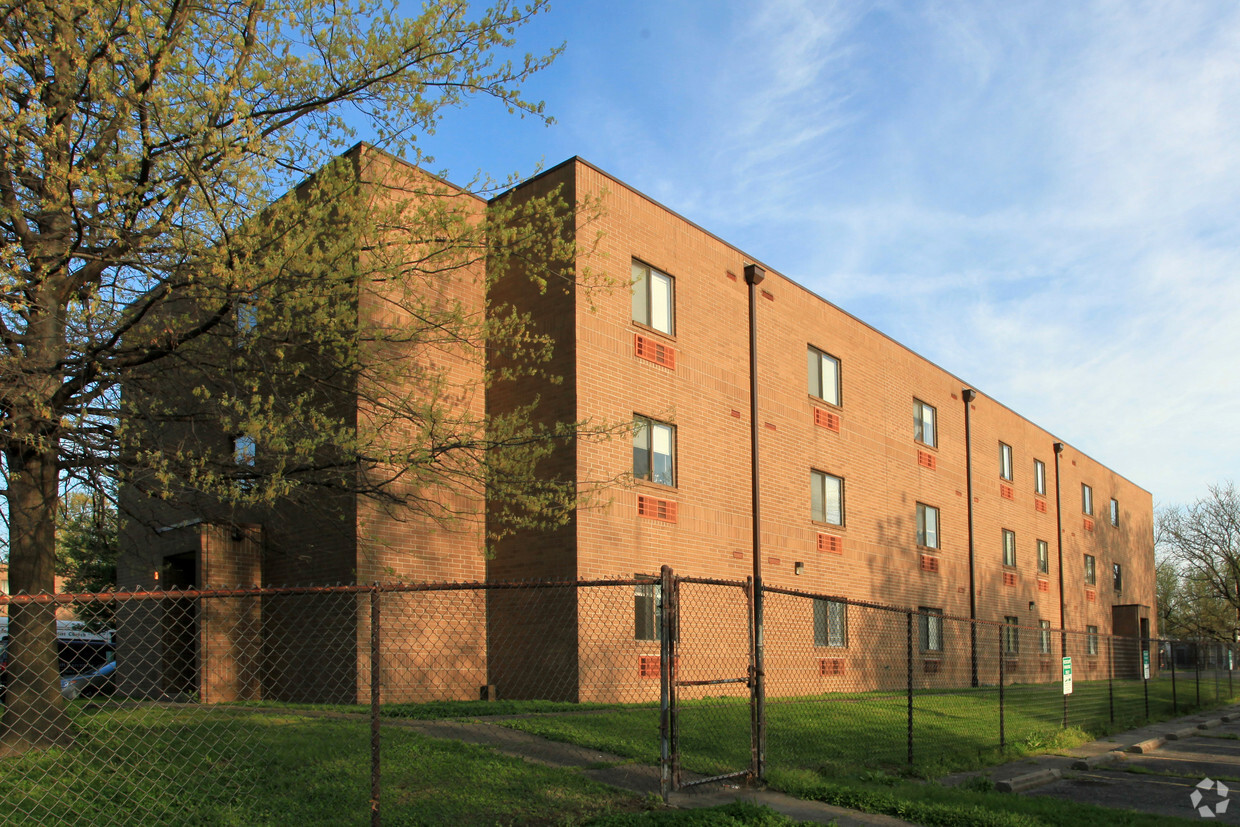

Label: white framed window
[999,442,1013,481]
[633,416,675,487]
[1110,498,1119,527]
[1082,483,1093,515]
[914,399,936,448]
[634,581,662,641]
[811,470,844,526]
[1113,562,1123,592]
[632,261,674,335]
[1002,529,1016,567]
[919,607,944,653]
[916,503,940,549]
[1034,459,1046,496]
[807,345,841,407]
[1084,554,1096,586]
[1037,540,1049,574]
[814,599,847,648]
[1039,620,1052,655]
[1003,616,1020,654]
[1087,625,1099,656]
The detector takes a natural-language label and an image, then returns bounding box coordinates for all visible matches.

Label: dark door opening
[162,551,199,697]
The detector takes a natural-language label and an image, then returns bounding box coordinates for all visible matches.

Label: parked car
[60,653,116,700]
[0,628,115,705]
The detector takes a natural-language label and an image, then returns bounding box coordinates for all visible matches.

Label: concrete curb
[1071,750,1125,771]
[1198,718,1225,730]
[1164,726,1199,740]
[1127,737,1166,754]
[996,768,1061,793]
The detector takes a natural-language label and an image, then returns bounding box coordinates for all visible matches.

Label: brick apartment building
[120,145,1156,704]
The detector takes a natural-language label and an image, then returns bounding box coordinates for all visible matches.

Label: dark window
[1002,529,1016,567]
[1034,460,1046,496]
[1113,563,1123,592]
[1082,483,1093,515]
[633,416,675,486]
[919,608,944,652]
[814,599,847,648]
[1110,498,1119,527]
[634,581,662,641]
[1037,540,1049,574]
[1084,554,1096,585]
[1087,625,1099,655]
[999,442,1013,481]
[1039,620,1052,655]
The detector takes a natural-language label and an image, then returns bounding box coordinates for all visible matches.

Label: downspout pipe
[963,388,978,687]
[744,263,766,780]
[1054,443,1067,635]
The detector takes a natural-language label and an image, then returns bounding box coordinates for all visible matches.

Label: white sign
[1143,649,1151,680]
[1062,656,1073,695]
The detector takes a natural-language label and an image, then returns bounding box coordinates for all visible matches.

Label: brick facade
[121,146,1156,703]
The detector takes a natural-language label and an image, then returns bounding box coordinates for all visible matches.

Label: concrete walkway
[398,718,915,826]
[941,703,1240,823]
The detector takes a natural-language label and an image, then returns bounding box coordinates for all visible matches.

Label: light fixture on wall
[1029,601,1036,612]
[795,562,805,576]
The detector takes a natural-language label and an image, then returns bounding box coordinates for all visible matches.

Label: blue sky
[398,0,1240,507]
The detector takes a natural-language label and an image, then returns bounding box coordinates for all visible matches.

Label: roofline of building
[505,155,1150,499]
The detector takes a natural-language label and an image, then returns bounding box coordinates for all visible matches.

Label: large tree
[0,0,586,754]
[1157,483,1240,641]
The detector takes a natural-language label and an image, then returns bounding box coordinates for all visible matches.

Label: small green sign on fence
[1143,649,1150,680]
[1062,656,1073,695]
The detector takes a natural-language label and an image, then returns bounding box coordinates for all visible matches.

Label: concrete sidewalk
[940,703,1240,822]
[398,718,915,826]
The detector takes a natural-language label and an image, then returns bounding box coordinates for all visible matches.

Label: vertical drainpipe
[962,388,978,687]
[744,262,766,781]
[1053,443,1067,635]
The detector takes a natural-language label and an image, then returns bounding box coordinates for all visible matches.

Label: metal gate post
[1171,642,1178,713]
[1107,635,1114,724]
[659,566,674,801]
[370,584,382,827]
[906,611,914,766]
[998,626,1006,750]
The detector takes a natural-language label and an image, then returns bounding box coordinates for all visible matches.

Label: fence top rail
[0,576,654,605]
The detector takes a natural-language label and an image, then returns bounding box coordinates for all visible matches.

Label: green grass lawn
[0,704,648,826]
[495,674,1239,780]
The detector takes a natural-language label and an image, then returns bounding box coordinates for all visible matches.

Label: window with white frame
[814,599,847,648]
[999,442,1013,481]
[1113,562,1123,592]
[919,607,944,653]
[633,416,675,487]
[1002,529,1016,567]
[807,345,841,407]
[1003,616,1020,654]
[1037,540,1049,574]
[1084,554,1097,586]
[632,260,674,335]
[1034,459,1046,496]
[811,470,844,526]
[914,399,936,448]
[1110,498,1119,527]
[1087,625,1099,656]
[1082,483,1093,515]
[634,581,662,641]
[916,503,940,549]
[1039,620,1052,654]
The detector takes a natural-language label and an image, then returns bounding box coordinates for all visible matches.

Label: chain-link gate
[658,567,756,798]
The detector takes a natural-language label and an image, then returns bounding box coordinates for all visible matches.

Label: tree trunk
[1,440,74,756]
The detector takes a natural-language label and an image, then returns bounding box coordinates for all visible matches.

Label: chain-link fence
[1,575,1237,824]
